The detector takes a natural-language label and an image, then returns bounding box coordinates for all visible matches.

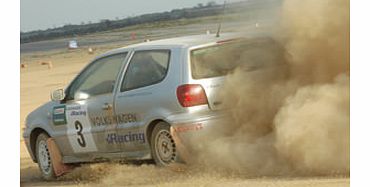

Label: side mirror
[51,89,65,101]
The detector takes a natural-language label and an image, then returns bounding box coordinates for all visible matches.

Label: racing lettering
[90,113,138,126]
[116,113,137,124]
[67,105,81,110]
[106,132,145,144]
[70,110,86,116]
[90,115,114,126]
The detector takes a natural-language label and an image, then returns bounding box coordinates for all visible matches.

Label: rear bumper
[171,113,231,137]
[168,111,233,162]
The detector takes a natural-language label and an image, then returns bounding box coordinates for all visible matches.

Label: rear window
[190,38,286,79]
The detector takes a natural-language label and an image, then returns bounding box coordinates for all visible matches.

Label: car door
[61,52,129,156]
[114,49,172,153]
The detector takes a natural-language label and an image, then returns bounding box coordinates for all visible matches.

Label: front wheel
[150,122,177,166]
[35,133,56,180]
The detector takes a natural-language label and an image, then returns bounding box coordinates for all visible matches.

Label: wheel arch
[146,119,171,146]
[30,127,51,162]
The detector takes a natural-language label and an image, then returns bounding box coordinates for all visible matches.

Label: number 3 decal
[66,104,97,153]
[75,120,86,147]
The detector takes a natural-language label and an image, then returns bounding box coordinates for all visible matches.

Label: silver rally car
[23,33,286,179]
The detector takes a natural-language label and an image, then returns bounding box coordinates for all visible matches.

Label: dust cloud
[274,75,349,174]
[62,0,349,185]
[191,0,349,176]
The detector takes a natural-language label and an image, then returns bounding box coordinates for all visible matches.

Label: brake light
[177,84,208,107]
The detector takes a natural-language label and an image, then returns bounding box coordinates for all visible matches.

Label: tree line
[20,0,281,43]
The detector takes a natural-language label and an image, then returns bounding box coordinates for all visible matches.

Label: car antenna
[216,1,227,38]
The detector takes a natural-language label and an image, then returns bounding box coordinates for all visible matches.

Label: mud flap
[46,138,74,177]
[170,126,191,164]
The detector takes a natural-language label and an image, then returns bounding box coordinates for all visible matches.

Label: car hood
[25,101,60,128]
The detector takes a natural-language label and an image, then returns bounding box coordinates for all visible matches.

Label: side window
[121,50,170,92]
[66,53,127,100]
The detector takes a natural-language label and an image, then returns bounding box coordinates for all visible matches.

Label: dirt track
[20,43,349,187]
[20,0,350,183]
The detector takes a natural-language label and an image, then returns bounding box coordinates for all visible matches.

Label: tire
[35,133,56,180]
[150,122,177,166]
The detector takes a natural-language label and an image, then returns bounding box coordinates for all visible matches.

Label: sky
[21,0,228,32]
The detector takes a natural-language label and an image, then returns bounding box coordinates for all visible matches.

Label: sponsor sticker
[53,105,67,125]
[174,123,203,133]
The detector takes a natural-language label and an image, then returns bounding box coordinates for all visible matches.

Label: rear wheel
[150,122,177,166]
[35,133,56,180]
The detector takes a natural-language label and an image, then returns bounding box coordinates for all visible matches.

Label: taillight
[176,84,208,107]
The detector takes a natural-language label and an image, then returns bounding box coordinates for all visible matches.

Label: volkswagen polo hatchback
[23,33,287,179]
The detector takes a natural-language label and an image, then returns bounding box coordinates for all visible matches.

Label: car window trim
[65,92,113,104]
[113,50,134,97]
[63,51,129,102]
[119,49,171,92]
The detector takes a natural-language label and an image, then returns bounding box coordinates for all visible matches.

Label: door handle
[102,103,113,110]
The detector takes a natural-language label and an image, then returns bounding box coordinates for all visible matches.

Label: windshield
[190,37,287,79]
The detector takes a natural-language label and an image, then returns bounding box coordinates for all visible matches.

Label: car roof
[128,32,242,48]
[101,32,243,55]
[96,32,270,60]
